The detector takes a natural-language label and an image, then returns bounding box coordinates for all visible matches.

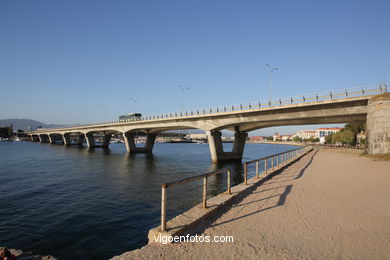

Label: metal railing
[159,145,313,231]
[135,83,387,122]
[243,146,312,185]
[160,168,232,231]
[31,83,387,132]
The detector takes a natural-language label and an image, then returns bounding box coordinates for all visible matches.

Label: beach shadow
[294,149,318,179]
[187,149,318,235]
[209,185,293,228]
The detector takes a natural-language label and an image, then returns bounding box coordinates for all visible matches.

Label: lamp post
[101,105,109,122]
[177,85,189,112]
[265,64,278,101]
[177,85,189,137]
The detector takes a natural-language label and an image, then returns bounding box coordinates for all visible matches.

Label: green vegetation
[0,125,13,138]
[292,136,302,142]
[307,137,320,143]
[325,123,365,146]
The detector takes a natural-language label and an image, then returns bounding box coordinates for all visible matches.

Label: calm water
[0,141,297,259]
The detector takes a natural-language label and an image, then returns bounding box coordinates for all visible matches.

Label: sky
[0,0,389,135]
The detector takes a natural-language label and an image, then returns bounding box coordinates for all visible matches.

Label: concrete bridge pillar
[78,134,85,145]
[85,133,95,148]
[206,130,248,163]
[38,134,49,143]
[84,133,111,149]
[124,133,156,153]
[62,133,71,146]
[366,93,390,154]
[48,134,56,144]
[102,134,112,148]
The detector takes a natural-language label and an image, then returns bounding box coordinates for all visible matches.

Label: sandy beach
[113,149,390,260]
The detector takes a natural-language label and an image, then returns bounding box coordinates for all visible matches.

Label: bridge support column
[124,133,156,153]
[206,130,247,163]
[85,133,95,148]
[366,93,390,154]
[78,134,85,145]
[38,134,49,143]
[48,134,56,144]
[102,134,112,148]
[31,135,39,142]
[62,133,71,146]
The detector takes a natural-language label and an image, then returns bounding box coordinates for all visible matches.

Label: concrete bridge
[28,84,390,162]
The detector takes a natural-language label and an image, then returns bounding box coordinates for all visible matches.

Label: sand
[112,149,390,260]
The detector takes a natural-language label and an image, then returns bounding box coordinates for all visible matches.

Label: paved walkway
[113,149,390,260]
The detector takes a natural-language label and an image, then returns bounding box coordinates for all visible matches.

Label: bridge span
[28,84,390,162]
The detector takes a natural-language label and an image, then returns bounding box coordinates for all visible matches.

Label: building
[293,129,316,140]
[249,136,265,142]
[356,131,366,144]
[273,133,281,141]
[316,127,341,144]
[187,133,208,140]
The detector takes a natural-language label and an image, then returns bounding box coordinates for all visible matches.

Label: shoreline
[112,148,390,259]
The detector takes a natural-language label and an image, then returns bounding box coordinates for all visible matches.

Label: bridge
[28,84,390,162]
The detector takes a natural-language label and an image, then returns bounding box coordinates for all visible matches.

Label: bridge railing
[137,83,387,122]
[159,145,313,232]
[31,83,388,131]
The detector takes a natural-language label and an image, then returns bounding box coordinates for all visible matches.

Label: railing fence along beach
[160,146,312,231]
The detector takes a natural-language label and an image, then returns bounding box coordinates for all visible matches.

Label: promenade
[113,149,390,260]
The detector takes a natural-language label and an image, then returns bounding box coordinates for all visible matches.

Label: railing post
[203,176,208,208]
[161,185,167,231]
[276,155,279,168]
[272,156,274,171]
[256,161,259,179]
[227,169,231,194]
[244,163,248,185]
[264,159,268,175]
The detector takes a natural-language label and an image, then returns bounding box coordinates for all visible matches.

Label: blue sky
[1,0,389,135]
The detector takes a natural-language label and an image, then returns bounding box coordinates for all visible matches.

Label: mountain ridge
[0,119,66,131]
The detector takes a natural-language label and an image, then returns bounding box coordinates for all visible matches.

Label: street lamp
[177,85,190,137]
[265,64,278,101]
[100,105,109,122]
[177,85,189,112]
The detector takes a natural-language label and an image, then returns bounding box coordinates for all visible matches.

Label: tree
[0,127,11,138]
[344,123,365,136]
[292,136,302,142]
[329,129,356,146]
[325,134,333,144]
[340,129,356,145]
[8,124,13,137]
[307,137,320,143]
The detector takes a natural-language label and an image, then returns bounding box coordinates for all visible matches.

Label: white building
[293,129,316,140]
[316,127,341,144]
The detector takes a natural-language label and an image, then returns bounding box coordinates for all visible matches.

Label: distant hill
[0,119,66,131]
[0,119,233,136]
